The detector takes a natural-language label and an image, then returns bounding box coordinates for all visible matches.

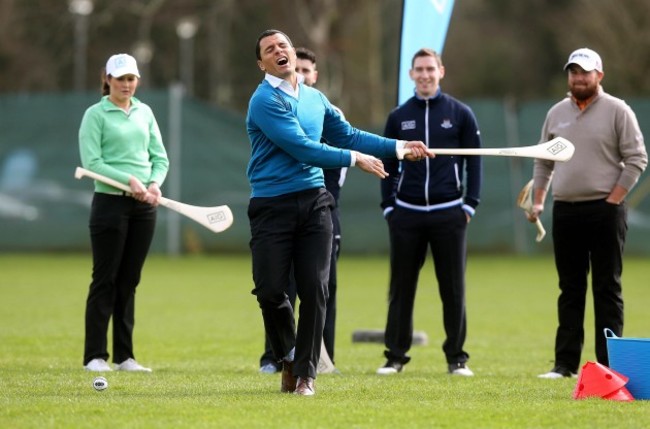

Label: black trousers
[384,204,469,364]
[249,187,333,379]
[260,228,339,367]
[552,199,627,372]
[323,215,341,362]
[84,193,156,365]
[260,270,297,369]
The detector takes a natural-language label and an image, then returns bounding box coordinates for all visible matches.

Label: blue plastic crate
[605,328,650,400]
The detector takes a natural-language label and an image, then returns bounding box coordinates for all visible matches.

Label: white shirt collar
[265,73,304,98]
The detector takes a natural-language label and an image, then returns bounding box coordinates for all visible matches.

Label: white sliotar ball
[93,376,108,391]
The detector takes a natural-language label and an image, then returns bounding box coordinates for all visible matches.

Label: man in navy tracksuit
[377,48,482,376]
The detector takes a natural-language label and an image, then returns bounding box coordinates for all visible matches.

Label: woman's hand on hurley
[146,182,162,207]
[128,176,157,206]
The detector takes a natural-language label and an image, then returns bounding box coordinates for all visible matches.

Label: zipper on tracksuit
[424,99,430,205]
[426,100,461,196]
[395,99,431,205]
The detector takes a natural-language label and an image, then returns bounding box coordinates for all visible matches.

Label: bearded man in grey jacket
[528,48,647,379]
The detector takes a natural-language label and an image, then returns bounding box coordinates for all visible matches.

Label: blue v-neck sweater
[246,80,397,198]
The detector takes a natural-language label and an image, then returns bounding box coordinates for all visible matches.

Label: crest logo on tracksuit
[401,120,416,130]
[441,119,453,129]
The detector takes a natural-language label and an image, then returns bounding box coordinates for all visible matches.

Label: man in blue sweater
[246,29,430,395]
[377,48,482,377]
[258,47,344,375]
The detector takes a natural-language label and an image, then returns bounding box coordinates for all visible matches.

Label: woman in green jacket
[78,53,169,373]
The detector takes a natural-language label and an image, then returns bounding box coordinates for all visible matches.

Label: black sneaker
[376,360,404,375]
[537,365,577,379]
[448,362,474,376]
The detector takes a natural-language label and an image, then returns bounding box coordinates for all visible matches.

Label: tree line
[1,0,648,125]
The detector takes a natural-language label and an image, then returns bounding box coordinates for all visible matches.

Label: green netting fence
[1,91,649,255]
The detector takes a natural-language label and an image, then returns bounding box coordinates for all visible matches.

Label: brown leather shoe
[280,360,297,393]
[294,377,315,396]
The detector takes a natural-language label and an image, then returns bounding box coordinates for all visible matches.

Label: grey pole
[167,83,184,256]
[69,0,93,91]
[176,18,199,97]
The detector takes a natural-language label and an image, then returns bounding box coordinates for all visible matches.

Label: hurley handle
[75,167,132,194]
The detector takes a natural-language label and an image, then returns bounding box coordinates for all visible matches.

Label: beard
[569,82,598,101]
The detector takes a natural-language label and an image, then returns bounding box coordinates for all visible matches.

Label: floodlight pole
[167,83,184,256]
[69,0,94,91]
[176,17,199,97]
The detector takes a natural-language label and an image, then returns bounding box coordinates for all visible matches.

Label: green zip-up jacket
[79,95,169,193]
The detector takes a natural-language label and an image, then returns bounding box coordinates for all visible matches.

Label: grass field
[1,253,649,428]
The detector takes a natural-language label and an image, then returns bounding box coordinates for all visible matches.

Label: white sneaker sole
[376,367,400,375]
[450,368,474,376]
[116,366,152,372]
[538,371,576,379]
[85,366,112,372]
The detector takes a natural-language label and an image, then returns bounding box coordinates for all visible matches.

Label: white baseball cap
[106,54,140,78]
[563,48,603,72]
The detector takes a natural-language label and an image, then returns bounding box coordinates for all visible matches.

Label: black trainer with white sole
[538,365,577,379]
[376,360,405,375]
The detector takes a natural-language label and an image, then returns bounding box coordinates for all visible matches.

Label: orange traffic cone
[603,386,634,401]
[573,361,634,401]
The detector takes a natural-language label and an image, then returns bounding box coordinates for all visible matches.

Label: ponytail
[100,68,110,96]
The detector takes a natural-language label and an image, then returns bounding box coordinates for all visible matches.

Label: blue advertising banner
[398,0,455,105]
